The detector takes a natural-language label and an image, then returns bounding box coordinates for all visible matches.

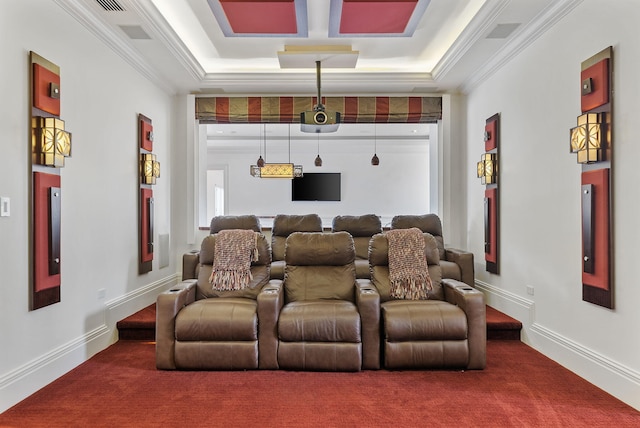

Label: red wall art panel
[33,172,61,309]
[573,47,613,309]
[139,113,158,274]
[140,188,154,273]
[581,58,609,113]
[33,63,61,116]
[478,113,500,274]
[581,168,611,308]
[484,187,498,274]
[30,52,70,310]
[139,114,153,152]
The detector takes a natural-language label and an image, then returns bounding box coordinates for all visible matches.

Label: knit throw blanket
[209,229,259,291]
[386,228,432,300]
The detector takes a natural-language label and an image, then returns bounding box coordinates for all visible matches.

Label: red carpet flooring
[1,340,637,427]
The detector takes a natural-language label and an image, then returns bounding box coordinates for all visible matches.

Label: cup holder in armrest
[263,288,279,294]
[461,287,474,291]
[361,289,376,294]
[168,288,181,292]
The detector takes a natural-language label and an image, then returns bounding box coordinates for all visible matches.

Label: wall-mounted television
[292,173,341,201]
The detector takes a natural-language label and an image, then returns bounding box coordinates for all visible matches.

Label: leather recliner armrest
[257,279,284,369]
[445,247,474,287]
[155,280,197,370]
[356,279,381,370]
[182,251,200,281]
[442,279,486,369]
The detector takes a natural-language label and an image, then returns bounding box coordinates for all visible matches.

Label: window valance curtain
[195,96,441,124]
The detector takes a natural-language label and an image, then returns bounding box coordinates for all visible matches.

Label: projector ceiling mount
[300,60,341,133]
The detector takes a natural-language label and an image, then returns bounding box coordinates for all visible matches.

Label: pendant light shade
[371,123,380,166]
[315,134,322,166]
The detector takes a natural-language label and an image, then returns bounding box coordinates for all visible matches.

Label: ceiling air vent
[95,0,125,12]
[119,25,151,40]
[486,23,521,39]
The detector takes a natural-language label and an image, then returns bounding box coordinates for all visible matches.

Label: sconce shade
[32,117,72,167]
[250,163,303,179]
[570,113,605,164]
[477,153,497,185]
[141,153,160,185]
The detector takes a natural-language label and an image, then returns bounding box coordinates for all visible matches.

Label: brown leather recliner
[391,214,475,286]
[270,214,323,280]
[156,232,283,370]
[367,232,486,370]
[274,231,380,371]
[331,214,382,279]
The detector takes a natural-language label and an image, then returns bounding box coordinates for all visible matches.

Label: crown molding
[53,0,178,94]
[124,0,206,82]
[197,71,436,95]
[459,0,584,93]
[431,0,510,82]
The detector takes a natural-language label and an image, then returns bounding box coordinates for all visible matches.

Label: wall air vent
[96,0,125,12]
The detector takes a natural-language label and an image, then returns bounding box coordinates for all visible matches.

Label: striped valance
[195,96,441,124]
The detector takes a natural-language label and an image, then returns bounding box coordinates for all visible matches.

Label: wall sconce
[141,153,160,185]
[250,163,303,179]
[570,113,605,164]
[32,116,72,167]
[477,153,497,185]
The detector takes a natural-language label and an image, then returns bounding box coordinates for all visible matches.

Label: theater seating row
[156,214,485,372]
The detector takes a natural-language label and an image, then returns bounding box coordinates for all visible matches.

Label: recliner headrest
[285,231,355,266]
[272,214,323,237]
[210,215,261,233]
[332,214,382,237]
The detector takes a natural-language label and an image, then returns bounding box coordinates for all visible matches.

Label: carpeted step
[486,305,522,340]
[117,303,523,341]
[116,305,156,341]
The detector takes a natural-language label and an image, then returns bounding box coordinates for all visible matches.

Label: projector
[300,110,341,133]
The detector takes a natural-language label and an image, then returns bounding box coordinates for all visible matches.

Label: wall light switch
[0,197,9,217]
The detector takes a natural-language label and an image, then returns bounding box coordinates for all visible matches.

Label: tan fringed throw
[209,229,259,291]
[386,228,432,300]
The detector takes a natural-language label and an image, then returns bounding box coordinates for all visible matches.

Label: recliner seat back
[368,232,444,302]
[390,214,445,260]
[196,233,271,300]
[270,214,323,280]
[283,231,356,303]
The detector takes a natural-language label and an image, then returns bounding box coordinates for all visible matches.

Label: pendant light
[314,133,323,167]
[371,123,380,166]
[251,123,302,178]
[256,123,265,167]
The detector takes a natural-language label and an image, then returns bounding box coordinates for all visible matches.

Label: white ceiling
[60,0,566,96]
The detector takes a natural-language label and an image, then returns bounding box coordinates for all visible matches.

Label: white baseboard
[476,279,640,411]
[0,273,179,413]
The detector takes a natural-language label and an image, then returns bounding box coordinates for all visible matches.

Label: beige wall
[464,0,640,410]
[0,0,177,411]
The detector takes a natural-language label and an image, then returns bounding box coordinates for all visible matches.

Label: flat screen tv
[292,173,341,201]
